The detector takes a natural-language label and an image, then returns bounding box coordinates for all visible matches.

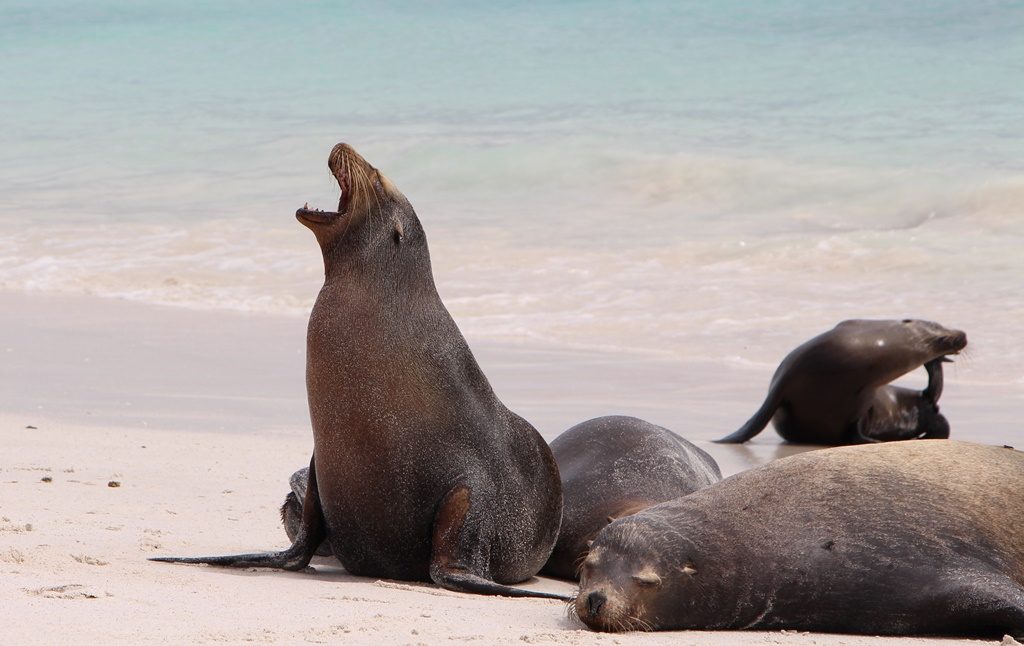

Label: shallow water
[2,1,1023,387]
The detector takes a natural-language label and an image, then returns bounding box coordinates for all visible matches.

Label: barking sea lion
[154,143,564,599]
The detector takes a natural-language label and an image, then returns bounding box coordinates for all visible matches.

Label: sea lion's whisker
[364,168,384,228]
[564,593,580,620]
[573,550,590,577]
[351,163,380,232]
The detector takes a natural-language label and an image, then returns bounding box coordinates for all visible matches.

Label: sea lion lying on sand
[573,440,1024,638]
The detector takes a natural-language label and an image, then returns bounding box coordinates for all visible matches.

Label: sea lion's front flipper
[429,483,569,600]
[151,455,327,571]
[715,395,780,444]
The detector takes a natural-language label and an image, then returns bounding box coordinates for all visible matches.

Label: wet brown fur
[541,416,721,580]
[155,143,564,600]
[574,440,1024,637]
[718,319,967,445]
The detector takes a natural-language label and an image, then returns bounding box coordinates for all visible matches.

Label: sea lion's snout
[931,328,967,359]
[911,320,968,356]
[573,582,642,632]
[327,142,360,179]
[586,590,607,616]
[572,541,665,632]
[328,142,353,164]
[573,585,617,630]
[945,329,967,353]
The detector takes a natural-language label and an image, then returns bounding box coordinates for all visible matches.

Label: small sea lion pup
[573,440,1024,637]
[716,319,967,445]
[280,415,723,575]
[540,416,721,580]
[153,143,564,599]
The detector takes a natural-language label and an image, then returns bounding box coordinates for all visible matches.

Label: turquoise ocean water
[2,1,1022,383]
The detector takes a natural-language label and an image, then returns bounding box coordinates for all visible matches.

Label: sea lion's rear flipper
[919,414,950,439]
[429,484,569,601]
[714,396,780,444]
[151,455,327,571]
[281,466,332,557]
[922,357,948,404]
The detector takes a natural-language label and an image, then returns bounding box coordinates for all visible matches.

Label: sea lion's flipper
[937,576,1024,638]
[429,484,569,601]
[281,468,332,557]
[714,396,779,444]
[432,568,569,600]
[922,357,948,404]
[918,358,951,439]
[919,414,950,439]
[151,456,327,571]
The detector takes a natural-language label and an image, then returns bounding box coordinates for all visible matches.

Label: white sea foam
[2,191,1021,387]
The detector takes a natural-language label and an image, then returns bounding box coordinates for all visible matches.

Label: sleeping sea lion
[574,440,1024,637]
[540,416,720,580]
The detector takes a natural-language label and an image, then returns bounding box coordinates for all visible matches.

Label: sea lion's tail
[714,397,777,444]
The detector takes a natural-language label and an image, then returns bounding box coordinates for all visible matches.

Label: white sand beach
[2,291,1019,645]
[4,2,1024,644]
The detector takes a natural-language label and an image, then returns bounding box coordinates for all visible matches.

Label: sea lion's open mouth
[296,144,353,226]
[295,203,343,225]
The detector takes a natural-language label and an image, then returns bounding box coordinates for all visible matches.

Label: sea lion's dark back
[542,415,720,579]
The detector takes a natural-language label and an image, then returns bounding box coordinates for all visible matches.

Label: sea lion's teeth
[304,202,309,210]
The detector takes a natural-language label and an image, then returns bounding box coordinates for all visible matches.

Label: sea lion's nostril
[587,591,607,617]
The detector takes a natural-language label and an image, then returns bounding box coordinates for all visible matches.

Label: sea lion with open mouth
[153,143,564,600]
